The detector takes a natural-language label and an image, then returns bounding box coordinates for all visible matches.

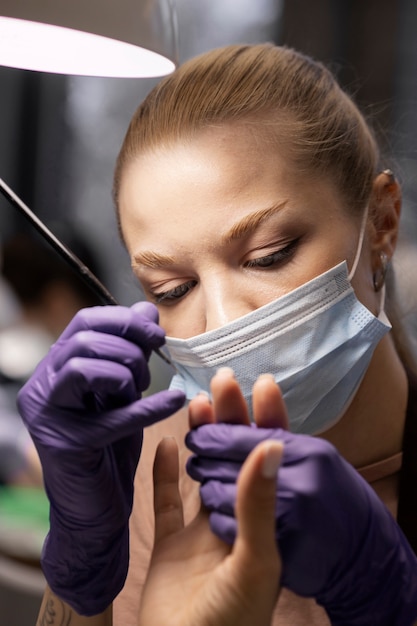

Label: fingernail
[194,390,211,403]
[258,373,275,382]
[262,442,283,479]
[216,367,235,378]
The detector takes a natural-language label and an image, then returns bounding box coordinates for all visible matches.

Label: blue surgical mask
[164,215,391,435]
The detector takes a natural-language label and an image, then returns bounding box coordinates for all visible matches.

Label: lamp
[0,0,177,367]
[0,0,178,77]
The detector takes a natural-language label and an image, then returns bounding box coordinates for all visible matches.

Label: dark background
[1,0,416,301]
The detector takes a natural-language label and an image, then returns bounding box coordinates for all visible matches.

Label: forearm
[36,586,112,626]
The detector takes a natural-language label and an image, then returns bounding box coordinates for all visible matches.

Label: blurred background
[0,0,416,623]
[1,0,417,305]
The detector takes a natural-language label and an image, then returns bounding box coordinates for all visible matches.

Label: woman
[19,44,417,625]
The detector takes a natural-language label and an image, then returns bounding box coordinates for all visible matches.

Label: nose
[203,273,254,332]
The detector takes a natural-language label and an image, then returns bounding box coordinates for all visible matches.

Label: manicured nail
[258,373,275,382]
[262,442,283,479]
[216,367,235,378]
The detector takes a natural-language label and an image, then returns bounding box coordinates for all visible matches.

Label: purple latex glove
[17,302,185,616]
[187,424,417,626]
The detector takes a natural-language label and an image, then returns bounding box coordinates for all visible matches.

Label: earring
[373,251,388,292]
[382,169,396,188]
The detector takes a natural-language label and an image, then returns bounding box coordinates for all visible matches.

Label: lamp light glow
[0,17,175,77]
[0,1,178,369]
[0,0,178,77]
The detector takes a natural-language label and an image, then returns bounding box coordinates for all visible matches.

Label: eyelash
[151,240,299,304]
[152,280,197,304]
[244,239,299,269]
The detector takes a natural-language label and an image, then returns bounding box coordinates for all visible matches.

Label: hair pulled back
[113,43,417,374]
[114,43,380,216]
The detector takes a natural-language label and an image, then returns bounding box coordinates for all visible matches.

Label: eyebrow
[132,249,177,270]
[222,200,288,244]
[132,200,288,269]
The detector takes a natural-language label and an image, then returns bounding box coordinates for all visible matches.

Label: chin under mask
[164,261,391,435]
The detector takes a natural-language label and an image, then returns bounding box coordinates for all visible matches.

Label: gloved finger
[200,480,237,515]
[186,423,285,460]
[131,389,186,429]
[74,390,185,447]
[51,331,151,392]
[29,389,185,450]
[130,301,159,321]
[58,303,165,357]
[186,454,241,483]
[49,358,139,411]
[209,511,237,546]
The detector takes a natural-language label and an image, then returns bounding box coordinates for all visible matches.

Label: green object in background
[0,486,49,561]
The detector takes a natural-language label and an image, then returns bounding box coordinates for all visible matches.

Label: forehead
[122,125,287,200]
[117,125,346,249]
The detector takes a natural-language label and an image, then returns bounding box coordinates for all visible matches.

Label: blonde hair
[114,43,379,216]
[113,43,415,373]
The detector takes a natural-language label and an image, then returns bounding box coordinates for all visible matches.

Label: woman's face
[119,126,376,339]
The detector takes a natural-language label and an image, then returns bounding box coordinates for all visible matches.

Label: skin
[137,434,283,626]
[189,369,289,429]
[35,590,112,626]
[119,123,407,468]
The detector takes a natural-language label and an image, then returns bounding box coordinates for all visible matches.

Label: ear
[368,170,401,273]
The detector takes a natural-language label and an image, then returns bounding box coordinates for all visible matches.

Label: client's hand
[186,369,417,626]
[17,302,185,616]
[138,436,283,626]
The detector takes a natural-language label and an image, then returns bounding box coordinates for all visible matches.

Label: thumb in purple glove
[18,301,185,616]
[186,423,417,626]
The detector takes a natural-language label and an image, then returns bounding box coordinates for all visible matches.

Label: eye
[244,239,299,269]
[151,280,198,304]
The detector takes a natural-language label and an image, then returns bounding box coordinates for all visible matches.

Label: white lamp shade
[0,0,178,77]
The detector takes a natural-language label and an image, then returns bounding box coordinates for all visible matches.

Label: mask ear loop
[348,204,388,316]
[379,284,386,313]
[374,250,388,314]
[348,205,369,282]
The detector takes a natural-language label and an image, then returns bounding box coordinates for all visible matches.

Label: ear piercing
[382,169,396,186]
[373,251,388,292]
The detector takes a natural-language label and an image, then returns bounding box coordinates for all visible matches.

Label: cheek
[158,305,206,339]
[155,275,297,339]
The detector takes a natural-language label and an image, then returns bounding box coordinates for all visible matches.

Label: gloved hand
[17,302,185,616]
[187,424,417,626]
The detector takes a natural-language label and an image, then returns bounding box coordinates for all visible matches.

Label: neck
[320,334,408,468]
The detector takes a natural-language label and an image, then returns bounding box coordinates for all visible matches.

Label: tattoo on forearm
[38,596,72,626]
